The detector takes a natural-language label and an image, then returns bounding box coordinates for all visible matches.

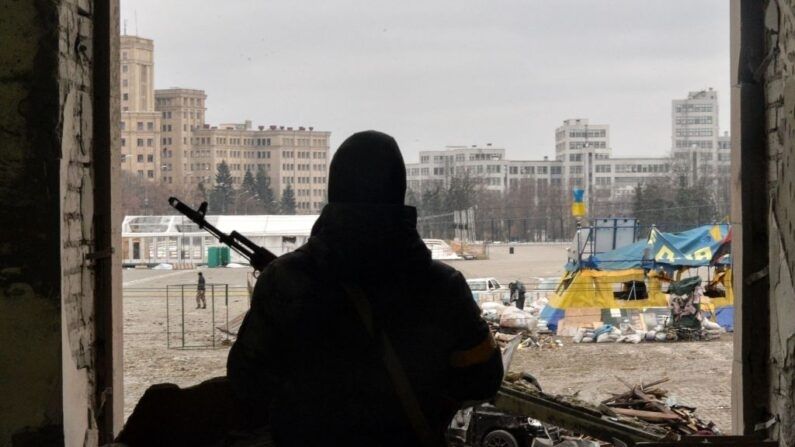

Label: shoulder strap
[340,283,445,447]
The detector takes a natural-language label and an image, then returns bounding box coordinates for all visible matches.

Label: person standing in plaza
[197,272,207,309]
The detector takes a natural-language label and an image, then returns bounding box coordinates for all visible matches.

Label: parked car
[447,404,559,447]
[467,277,511,304]
[446,336,560,447]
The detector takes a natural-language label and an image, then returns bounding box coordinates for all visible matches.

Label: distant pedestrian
[510,280,527,310]
[197,272,206,309]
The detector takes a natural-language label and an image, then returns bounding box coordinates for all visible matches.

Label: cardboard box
[565,307,602,317]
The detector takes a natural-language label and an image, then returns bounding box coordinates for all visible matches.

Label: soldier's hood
[303,203,432,281]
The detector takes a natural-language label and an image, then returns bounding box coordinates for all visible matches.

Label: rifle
[168,197,277,272]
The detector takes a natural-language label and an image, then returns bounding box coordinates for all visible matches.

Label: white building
[406,119,671,209]
[671,88,730,184]
[121,214,318,266]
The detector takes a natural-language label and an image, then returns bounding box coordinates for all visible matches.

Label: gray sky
[121,0,730,162]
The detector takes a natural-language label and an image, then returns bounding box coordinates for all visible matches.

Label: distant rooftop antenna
[123,19,127,35]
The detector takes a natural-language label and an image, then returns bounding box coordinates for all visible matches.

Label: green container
[219,246,230,266]
[207,246,220,268]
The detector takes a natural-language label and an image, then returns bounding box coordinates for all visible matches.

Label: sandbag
[500,308,538,331]
[481,302,507,323]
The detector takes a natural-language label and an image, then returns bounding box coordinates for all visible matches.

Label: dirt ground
[123,243,734,431]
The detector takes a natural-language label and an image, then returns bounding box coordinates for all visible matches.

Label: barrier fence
[123,285,251,349]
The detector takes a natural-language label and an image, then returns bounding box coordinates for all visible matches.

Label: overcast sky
[120,1,730,162]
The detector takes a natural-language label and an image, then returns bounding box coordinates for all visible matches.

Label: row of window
[282,163,322,171]
[675,116,713,125]
[675,129,714,137]
[568,129,607,138]
[614,163,671,173]
[155,96,204,108]
[121,138,155,147]
[127,154,155,163]
[675,104,713,113]
[569,141,607,149]
[675,140,713,149]
[419,153,503,164]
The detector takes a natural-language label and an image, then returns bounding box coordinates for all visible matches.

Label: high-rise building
[154,88,207,188]
[120,35,161,181]
[671,89,722,184]
[118,35,331,213]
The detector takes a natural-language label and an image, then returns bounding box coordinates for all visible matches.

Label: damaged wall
[735,0,795,443]
[0,0,120,445]
[764,1,795,444]
[0,0,67,443]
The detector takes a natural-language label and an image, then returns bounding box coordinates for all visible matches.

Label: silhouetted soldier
[509,280,527,310]
[196,272,206,309]
[228,130,503,446]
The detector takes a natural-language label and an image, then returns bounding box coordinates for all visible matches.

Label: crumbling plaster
[765,1,795,444]
[0,0,100,445]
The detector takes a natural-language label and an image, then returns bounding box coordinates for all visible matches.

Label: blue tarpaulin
[583,224,730,271]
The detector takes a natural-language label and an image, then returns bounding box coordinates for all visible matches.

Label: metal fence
[123,284,251,350]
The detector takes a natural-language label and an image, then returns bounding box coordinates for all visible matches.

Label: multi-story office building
[190,123,330,213]
[408,90,731,213]
[119,35,330,214]
[406,120,670,209]
[671,88,726,184]
[120,35,161,181]
[154,88,208,187]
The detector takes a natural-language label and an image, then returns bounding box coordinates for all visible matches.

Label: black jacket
[227,203,503,446]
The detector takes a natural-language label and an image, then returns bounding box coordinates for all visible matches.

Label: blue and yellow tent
[541,224,734,333]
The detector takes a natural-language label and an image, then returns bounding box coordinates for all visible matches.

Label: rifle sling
[340,283,444,447]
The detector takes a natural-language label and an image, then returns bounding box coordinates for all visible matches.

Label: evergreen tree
[405,188,420,209]
[242,170,256,195]
[211,160,234,214]
[197,181,209,201]
[280,184,297,214]
[254,167,277,213]
[445,172,477,212]
[420,184,444,216]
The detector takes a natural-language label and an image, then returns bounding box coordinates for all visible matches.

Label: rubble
[601,377,722,436]
[497,375,722,443]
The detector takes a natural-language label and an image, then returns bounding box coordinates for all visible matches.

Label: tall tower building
[154,88,207,188]
[554,118,612,208]
[120,35,162,182]
[671,89,720,185]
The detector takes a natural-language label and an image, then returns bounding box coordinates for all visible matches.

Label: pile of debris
[601,377,722,436]
[482,301,564,350]
[572,319,724,344]
[498,375,722,443]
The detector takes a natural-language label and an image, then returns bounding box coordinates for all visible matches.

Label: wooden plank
[611,408,682,421]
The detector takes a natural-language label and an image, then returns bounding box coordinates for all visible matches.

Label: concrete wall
[763,1,795,443]
[734,1,795,443]
[0,0,120,445]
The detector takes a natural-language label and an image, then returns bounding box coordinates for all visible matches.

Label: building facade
[120,35,161,181]
[671,88,730,184]
[119,35,330,214]
[406,119,671,212]
[189,123,330,213]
